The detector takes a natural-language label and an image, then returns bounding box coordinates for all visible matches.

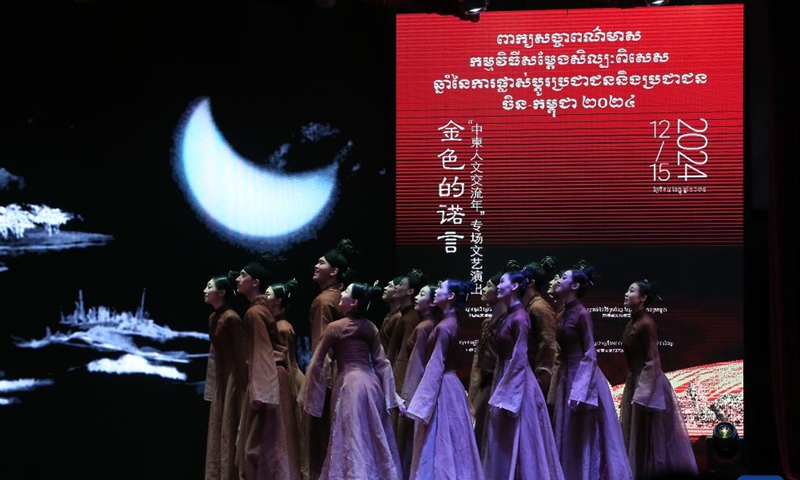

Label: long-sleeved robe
[526,292,559,400]
[467,314,501,455]
[398,314,437,479]
[407,313,484,480]
[620,310,698,479]
[483,302,564,480]
[204,306,247,480]
[552,300,633,480]
[307,285,342,480]
[236,296,302,480]
[302,316,402,480]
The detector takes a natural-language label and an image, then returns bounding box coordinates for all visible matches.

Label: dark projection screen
[396,4,743,437]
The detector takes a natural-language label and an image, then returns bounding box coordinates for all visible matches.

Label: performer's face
[382,280,396,302]
[415,286,432,313]
[434,280,451,308]
[203,279,221,304]
[265,286,279,309]
[554,270,577,297]
[547,273,560,296]
[339,284,356,314]
[496,273,517,301]
[395,277,412,300]
[623,283,643,309]
[236,270,257,295]
[481,280,498,305]
[313,256,336,284]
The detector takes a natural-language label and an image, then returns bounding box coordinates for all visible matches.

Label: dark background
[0,0,788,479]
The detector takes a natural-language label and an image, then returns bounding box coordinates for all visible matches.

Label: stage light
[646,0,669,5]
[458,0,488,16]
[706,422,745,477]
[711,421,739,458]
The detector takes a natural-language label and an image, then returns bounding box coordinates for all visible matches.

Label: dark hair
[504,266,534,299]
[392,275,406,286]
[487,270,504,286]
[569,262,596,298]
[443,279,475,310]
[242,262,270,289]
[211,271,238,303]
[324,238,358,283]
[504,259,522,272]
[271,278,299,309]
[348,281,383,317]
[524,255,560,292]
[406,268,429,293]
[634,279,661,307]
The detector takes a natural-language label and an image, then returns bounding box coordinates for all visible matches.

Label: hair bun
[505,259,522,272]
[540,255,559,276]
[336,238,359,257]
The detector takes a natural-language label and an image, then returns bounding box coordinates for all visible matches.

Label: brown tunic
[236,296,302,480]
[467,313,503,454]
[526,292,559,398]
[307,285,342,480]
[204,307,247,480]
[379,306,402,357]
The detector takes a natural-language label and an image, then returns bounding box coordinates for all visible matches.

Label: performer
[552,264,633,480]
[467,269,506,455]
[307,238,357,480]
[406,279,484,480]
[396,282,441,479]
[235,261,302,480]
[482,267,564,480]
[265,278,309,480]
[522,255,561,410]
[385,268,427,478]
[621,280,699,479]
[379,276,403,355]
[203,271,247,480]
[302,282,403,480]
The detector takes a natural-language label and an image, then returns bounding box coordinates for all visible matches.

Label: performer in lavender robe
[467,270,506,455]
[235,261,302,480]
[482,267,564,480]
[302,282,403,480]
[307,238,356,480]
[406,279,485,480]
[552,264,633,480]
[203,272,247,480]
[399,283,441,479]
[621,280,698,479]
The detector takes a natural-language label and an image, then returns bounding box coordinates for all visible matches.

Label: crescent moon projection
[173,98,339,251]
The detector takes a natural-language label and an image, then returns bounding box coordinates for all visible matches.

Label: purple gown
[399,315,437,479]
[620,310,698,479]
[406,313,485,480]
[303,316,402,480]
[553,300,633,480]
[484,303,564,480]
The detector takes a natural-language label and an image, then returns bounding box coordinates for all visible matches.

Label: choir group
[202,239,699,480]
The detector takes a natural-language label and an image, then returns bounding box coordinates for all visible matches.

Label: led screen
[396,4,744,437]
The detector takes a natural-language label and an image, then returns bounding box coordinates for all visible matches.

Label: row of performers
[202,239,699,480]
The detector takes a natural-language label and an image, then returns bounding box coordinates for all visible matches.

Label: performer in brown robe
[379,276,403,355]
[266,278,309,480]
[307,238,357,480]
[522,255,561,418]
[203,272,247,480]
[386,268,427,479]
[235,261,302,480]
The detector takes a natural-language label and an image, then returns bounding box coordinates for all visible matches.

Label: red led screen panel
[396,4,743,437]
